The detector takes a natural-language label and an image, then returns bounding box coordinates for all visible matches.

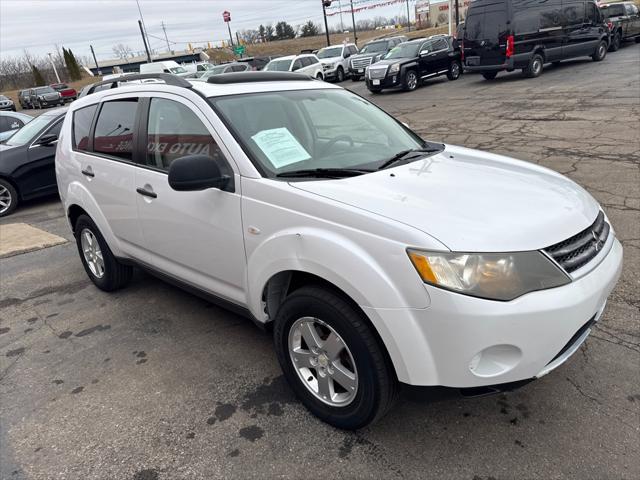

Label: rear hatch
[463,0,509,67]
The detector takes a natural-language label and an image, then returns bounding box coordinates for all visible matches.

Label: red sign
[223,11,231,22]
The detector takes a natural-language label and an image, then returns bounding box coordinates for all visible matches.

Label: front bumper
[0,104,15,111]
[365,74,401,90]
[37,98,62,107]
[362,236,623,387]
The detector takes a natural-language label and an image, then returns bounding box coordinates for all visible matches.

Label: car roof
[0,111,33,120]
[41,106,69,117]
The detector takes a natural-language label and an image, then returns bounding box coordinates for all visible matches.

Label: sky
[0,0,421,63]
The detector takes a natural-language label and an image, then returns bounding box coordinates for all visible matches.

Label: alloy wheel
[0,185,12,215]
[288,317,358,407]
[406,71,418,90]
[451,62,460,79]
[81,228,105,278]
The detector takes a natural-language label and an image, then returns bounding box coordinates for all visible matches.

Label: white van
[139,61,190,77]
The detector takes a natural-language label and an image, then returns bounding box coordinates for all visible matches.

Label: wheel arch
[0,175,20,198]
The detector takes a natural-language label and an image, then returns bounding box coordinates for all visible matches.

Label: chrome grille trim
[543,211,610,273]
[368,66,388,79]
[351,57,373,69]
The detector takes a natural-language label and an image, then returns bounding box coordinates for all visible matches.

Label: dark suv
[463,0,610,80]
[18,90,32,109]
[600,2,640,51]
[348,35,408,81]
[28,86,63,109]
[365,36,462,93]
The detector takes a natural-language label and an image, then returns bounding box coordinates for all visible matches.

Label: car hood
[373,58,413,66]
[290,145,600,252]
[0,142,19,152]
[319,56,342,64]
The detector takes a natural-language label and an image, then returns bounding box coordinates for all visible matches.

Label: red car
[50,83,77,103]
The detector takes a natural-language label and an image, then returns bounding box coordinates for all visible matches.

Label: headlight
[407,249,570,301]
[389,63,400,74]
[38,95,44,100]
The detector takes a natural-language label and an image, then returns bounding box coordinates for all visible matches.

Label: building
[415,0,470,28]
[89,49,206,76]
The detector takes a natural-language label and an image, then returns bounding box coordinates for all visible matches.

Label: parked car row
[18,84,77,110]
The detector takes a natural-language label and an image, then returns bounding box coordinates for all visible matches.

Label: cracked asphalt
[1,45,639,480]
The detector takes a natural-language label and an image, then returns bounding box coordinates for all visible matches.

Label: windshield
[211,89,436,179]
[265,59,293,71]
[35,86,56,94]
[360,42,387,54]
[317,46,343,59]
[0,95,8,101]
[169,66,187,74]
[4,114,57,146]
[385,42,421,59]
[600,4,625,17]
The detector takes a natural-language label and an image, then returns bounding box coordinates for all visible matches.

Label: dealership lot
[1,44,639,479]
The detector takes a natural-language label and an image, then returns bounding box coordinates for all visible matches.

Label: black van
[463,0,610,79]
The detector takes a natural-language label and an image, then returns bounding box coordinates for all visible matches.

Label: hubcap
[288,317,358,407]
[407,72,417,89]
[0,185,11,214]
[600,45,606,57]
[80,228,105,278]
[534,59,541,74]
[452,63,460,77]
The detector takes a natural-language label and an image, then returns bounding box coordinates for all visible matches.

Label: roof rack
[78,73,192,98]
[206,72,313,84]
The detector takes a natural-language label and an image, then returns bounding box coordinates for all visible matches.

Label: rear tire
[608,32,621,52]
[522,53,544,78]
[273,286,398,430]
[481,71,498,80]
[74,214,133,292]
[0,179,18,217]
[447,60,462,80]
[592,40,607,61]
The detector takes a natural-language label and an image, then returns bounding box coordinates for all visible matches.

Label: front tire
[608,32,621,52]
[402,69,419,91]
[592,40,607,61]
[0,179,18,217]
[336,67,345,82]
[316,73,324,81]
[74,214,132,291]
[522,53,544,78]
[447,60,462,80]
[274,286,398,430]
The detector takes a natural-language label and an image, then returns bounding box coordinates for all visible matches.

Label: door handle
[136,187,157,199]
[81,168,94,178]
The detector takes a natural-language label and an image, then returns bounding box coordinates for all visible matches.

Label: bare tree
[112,44,134,61]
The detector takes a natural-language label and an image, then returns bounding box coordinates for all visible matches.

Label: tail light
[506,35,514,58]
[460,41,465,61]
[607,21,613,31]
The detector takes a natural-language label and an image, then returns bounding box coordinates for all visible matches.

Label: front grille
[352,57,372,69]
[544,211,610,273]
[368,66,387,79]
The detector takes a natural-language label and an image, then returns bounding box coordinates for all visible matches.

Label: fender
[246,227,431,323]
[399,61,419,76]
[64,180,126,258]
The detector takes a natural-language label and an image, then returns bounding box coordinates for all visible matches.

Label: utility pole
[406,0,411,32]
[135,0,152,55]
[139,20,152,63]
[338,0,344,32]
[90,45,101,75]
[322,0,331,47]
[161,21,171,52]
[350,0,357,45]
[47,53,61,83]
[227,23,234,47]
[455,0,460,25]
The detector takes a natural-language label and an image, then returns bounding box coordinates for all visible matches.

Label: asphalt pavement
[1,45,639,479]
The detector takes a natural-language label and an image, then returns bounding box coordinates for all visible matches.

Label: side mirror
[35,133,58,146]
[420,50,429,56]
[168,154,233,192]
[344,52,351,58]
[292,64,301,71]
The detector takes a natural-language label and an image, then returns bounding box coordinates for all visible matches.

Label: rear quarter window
[72,104,98,151]
[93,99,138,161]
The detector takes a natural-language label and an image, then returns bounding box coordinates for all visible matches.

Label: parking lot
[1,44,639,479]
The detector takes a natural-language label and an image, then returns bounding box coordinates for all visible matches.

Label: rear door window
[563,2,585,26]
[93,99,138,161]
[465,0,509,40]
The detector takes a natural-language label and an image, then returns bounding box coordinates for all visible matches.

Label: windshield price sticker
[251,128,311,169]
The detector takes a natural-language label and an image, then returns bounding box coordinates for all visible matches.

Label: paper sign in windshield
[251,128,310,169]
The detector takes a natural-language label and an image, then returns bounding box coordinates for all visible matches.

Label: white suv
[316,43,358,82]
[56,72,622,430]
[264,54,324,79]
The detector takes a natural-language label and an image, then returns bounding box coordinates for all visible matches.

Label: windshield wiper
[276,168,374,178]
[377,147,442,170]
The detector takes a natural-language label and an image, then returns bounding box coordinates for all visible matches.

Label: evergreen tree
[259,24,266,42]
[32,65,45,86]
[66,48,82,80]
[300,21,320,38]
[275,21,296,40]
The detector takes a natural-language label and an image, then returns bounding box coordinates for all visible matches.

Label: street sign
[223,11,231,22]
[233,45,246,55]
